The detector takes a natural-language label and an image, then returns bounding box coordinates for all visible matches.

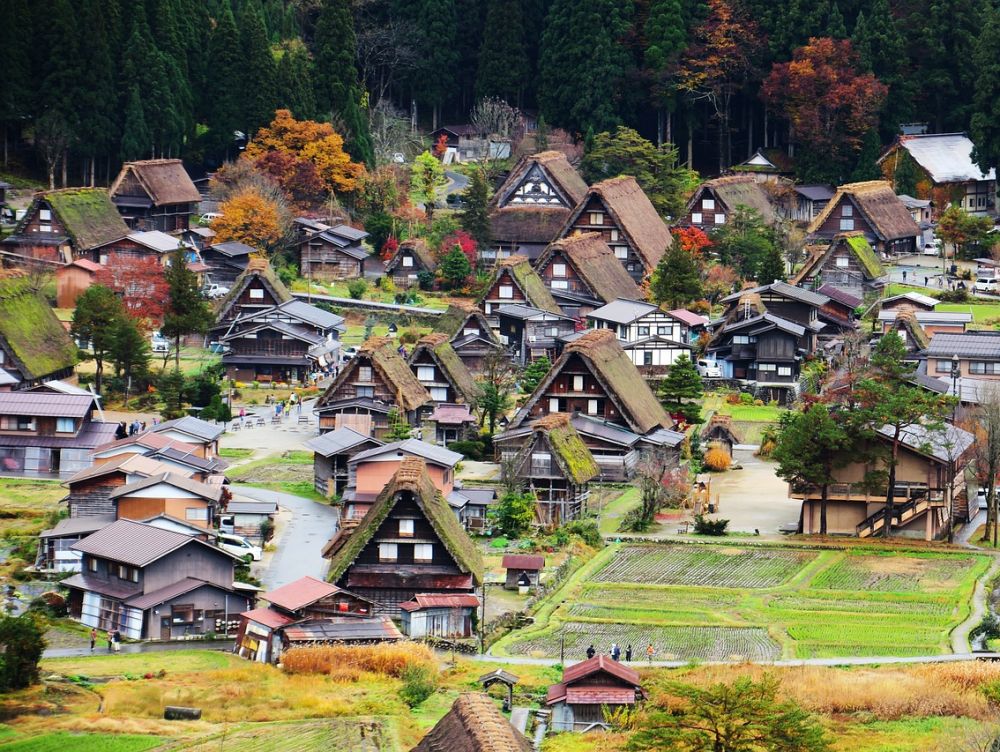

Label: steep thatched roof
[386,238,436,274]
[564,176,672,273]
[489,208,569,246]
[893,310,931,350]
[528,413,599,484]
[513,329,670,434]
[793,231,885,285]
[215,257,291,321]
[318,336,430,412]
[434,302,497,343]
[701,414,741,445]
[807,181,920,241]
[38,189,130,251]
[110,159,200,206]
[412,693,532,752]
[326,457,483,585]
[537,232,641,303]
[0,273,78,379]
[692,175,778,223]
[489,151,588,211]
[410,333,480,403]
[483,255,560,314]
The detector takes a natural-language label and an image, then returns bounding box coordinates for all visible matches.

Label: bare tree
[470,97,521,142]
[972,382,1000,546]
[369,100,425,164]
[33,112,73,190]
[354,1,418,111]
[944,724,1000,752]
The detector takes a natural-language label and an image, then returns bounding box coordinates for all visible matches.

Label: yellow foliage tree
[213,189,283,250]
[704,445,732,471]
[243,109,365,199]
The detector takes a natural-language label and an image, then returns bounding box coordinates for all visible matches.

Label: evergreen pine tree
[850,129,883,182]
[240,0,277,140]
[826,1,846,38]
[394,0,459,129]
[459,169,492,248]
[757,244,786,284]
[658,354,703,423]
[645,0,687,122]
[121,86,152,161]
[971,5,1000,175]
[0,0,33,167]
[535,115,549,150]
[205,0,244,158]
[852,0,912,136]
[277,42,317,121]
[76,0,118,182]
[475,0,528,102]
[161,249,212,369]
[110,316,151,389]
[539,0,633,133]
[440,246,473,289]
[650,245,703,308]
[37,0,84,161]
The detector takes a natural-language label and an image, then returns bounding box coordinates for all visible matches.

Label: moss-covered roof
[387,238,436,274]
[41,189,130,250]
[0,273,78,379]
[503,255,561,314]
[434,303,497,344]
[844,233,885,278]
[365,336,431,411]
[532,413,599,484]
[792,232,885,285]
[411,333,480,403]
[894,310,930,350]
[326,457,483,584]
[215,257,292,320]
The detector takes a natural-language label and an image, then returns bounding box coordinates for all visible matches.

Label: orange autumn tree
[243,109,365,205]
[213,189,284,251]
[672,226,712,259]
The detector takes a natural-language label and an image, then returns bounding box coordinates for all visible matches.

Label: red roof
[562,655,642,687]
[667,308,710,327]
[94,431,199,455]
[502,554,544,571]
[399,593,480,612]
[428,403,475,424]
[240,607,295,631]
[69,258,103,272]
[565,687,638,705]
[264,575,343,612]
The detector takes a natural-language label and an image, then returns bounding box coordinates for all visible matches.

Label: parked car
[150,332,170,354]
[922,244,939,257]
[341,346,358,363]
[218,533,262,562]
[199,212,222,225]
[977,488,989,510]
[976,277,997,294]
[203,283,230,299]
[696,359,722,378]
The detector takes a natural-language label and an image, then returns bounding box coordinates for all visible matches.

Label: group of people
[114,419,152,440]
[586,642,656,662]
[90,627,122,653]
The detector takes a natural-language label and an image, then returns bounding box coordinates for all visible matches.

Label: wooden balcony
[790,482,945,505]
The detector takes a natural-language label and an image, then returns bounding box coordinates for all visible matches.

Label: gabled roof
[921,331,1000,359]
[386,238,436,273]
[39,515,116,539]
[817,284,862,309]
[792,231,886,284]
[110,159,201,206]
[231,298,345,333]
[877,310,971,325]
[889,310,931,350]
[880,291,939,309]
[72,518,239,566]
[563,176,671,273]
[733,147,796,174]
[513,329,671,434]
[563,654,642,686]
[326,457,483,584]
[399,593,480,611]
[93,431,200,456]
[489,208,570,247]
[0,391,95,418]
[150,416,224,443]
[31,188,130,250]
[409,333,480,403]
[109,472,222,502]
[349,438,463,468]
[807,181,920,242]
[489,151,589,211]
[881,133,996,183]
[720,280,828,307]
[282,616,402,642]
[725,312,807,337]
[216,257,293,320]
[495,303,572,321]
[502,554,544,570]
[667,309,710,327]
[588,298,659,325]
[263,575,366,612]
[32,380,93,395]
[64,452,172,486]
[482,255,560,314]
[536,233,641,303]
[876,422,974,463]
[689,175,778,223]
[209,240,255,257]
[434,303,498,344]
[793,184,835,201]
[701,414,741,444]
[517,413,598,485]
[413,693,532,752]
[304,427,383,457]
[126,577,225,610]
[317,336,430,413]
[0,273,78,380]
[149,446,228,474]
[241,606,296,630]
[126,230,181,253]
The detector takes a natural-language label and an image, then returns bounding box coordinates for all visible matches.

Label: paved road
[445,170,469,195]
[475,651,1000,668]
[234,485,340,592]
[290,291,443,316]
[45,640,235,659]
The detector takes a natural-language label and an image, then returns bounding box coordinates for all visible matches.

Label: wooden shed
[700,415,741,458]
[501,554,544,590]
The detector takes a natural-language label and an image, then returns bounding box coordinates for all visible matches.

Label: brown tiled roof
[111,159,201,206]
[264,575,349,612]
[399,593,480,611]
[538,233,640,303]
[567,176,672,273]
[807,181,920,241]
[387,238,436,273]
[326,457,483,584]
[412,693,532,752]
[501,554,544,570]
[0,391,95,418]
[72,518,239,566]
[515,329,670,434]
[693,175,777,223]
[410,333,480,403]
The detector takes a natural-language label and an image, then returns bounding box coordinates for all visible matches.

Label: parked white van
[218,533,262,562]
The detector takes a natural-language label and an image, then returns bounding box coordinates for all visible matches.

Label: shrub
[447,439,485,460]
[704,446,732,471]
[259,519,274,542]
[938,288,969,302]
[417,270,436,290]
[399,327,421,345]
[739,392,754,405]
[282,642,434,677]
[398,664,436,708]
[726,392,743,405]
[0,614,46,691]
[561,519,602,548]
[693,514,729,535]
[347,279,368,299]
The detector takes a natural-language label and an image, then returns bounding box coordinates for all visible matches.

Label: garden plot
[506,622,781,662]
[809,553,981,593]
[591,545,814,588]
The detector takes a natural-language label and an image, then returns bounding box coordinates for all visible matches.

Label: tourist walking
[646,643,655,662]
[586,644,596,660]
[106,631,113,653]
[625,645,633,662]
[112,629,121,652]
[610,643,621,661]
[89,628,97,651]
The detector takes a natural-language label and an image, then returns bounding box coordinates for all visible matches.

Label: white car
[696,359,722,378]
[976,277,998,294]
[218,533,262,562]
[922,244,939,257]
[203,283,230,299]
[199,212,222,224]
[976,488,989,510]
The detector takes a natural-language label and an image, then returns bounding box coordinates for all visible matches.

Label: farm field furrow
[493,543,989,661]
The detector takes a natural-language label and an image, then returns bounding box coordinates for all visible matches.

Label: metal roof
[502,554,544,570]
[39,515,115,539]
[0,392,95,417]
[34,380,93,395]
[725,313,806,337]
[721,281,829,307]
[275,299,346,330]
[0,368,18,386]
[793,184,835,201]
[210,240,256,257]
[94,431,200,455]
[642,427,687,447]
[150,446,227,472]
[281,616,402,642]
[428,403,475,424]
[150,416,224,443]
[0,420,117,449]
[72,518,239,566]
[895,133,996,183]
[263,575,356,612]
[570,413,642,446]
[897,194,932,209]
[881,291,939,308]
[127,230,181,253]
[496,303,571,320]
[817,284,863,308]
[922,331,1000,358]
[109,472,222,501]
[666,309,710,327]
[587,298,658,325]
[226,499,276,515]
[349,438,463,467]
[125,577,220,609]
[877,422,974,463]
[877,311,972,323]
[399,594,480,611]
[241,606,296,630]
[64,452,174,486]
[304,427,382,457]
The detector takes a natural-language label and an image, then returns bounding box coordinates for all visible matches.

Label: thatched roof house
[807,181,920,254]
[407,333,480,404]
[534,232,641,310]
[214,257,292,325]
[386,238,436,285]
[480,254,561,317]
[682,175,779,230]
[0,273,78,385]
[321,336,430,413]
[412,693,532,752]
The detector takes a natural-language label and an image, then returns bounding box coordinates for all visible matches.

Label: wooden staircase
[856,497,931,538]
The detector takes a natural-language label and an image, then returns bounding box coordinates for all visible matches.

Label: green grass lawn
[0,733,164,751]
[40,649,241,677]
[492,542,989,661]
[702,393,788,422]
[597,488,641,535]
[218,448,255,460]
[937,302,1000,326]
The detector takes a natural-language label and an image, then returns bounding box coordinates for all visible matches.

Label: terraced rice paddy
[494,543,988,661]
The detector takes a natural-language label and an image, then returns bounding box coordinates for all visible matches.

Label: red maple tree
[440,230,477,268]
[671,226,712,259]
[95,254,169,328]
